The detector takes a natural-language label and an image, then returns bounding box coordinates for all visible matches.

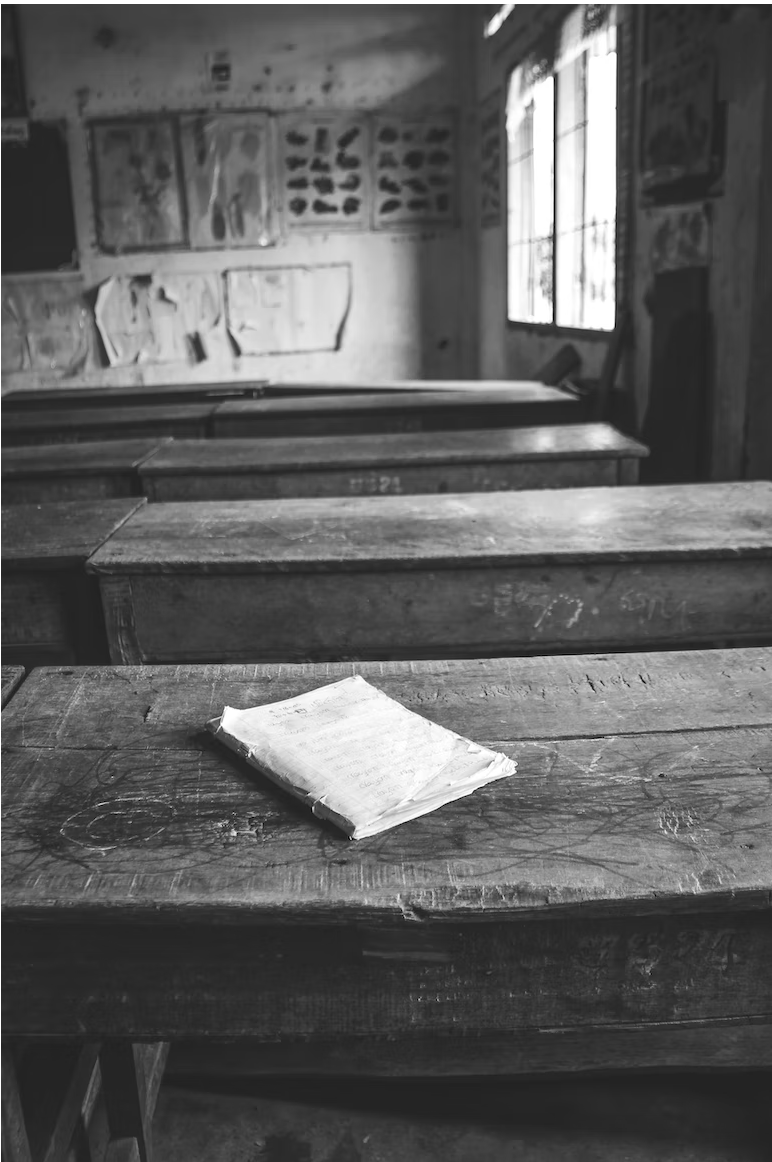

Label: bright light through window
[484,5,516,40]
[507,8,617,330]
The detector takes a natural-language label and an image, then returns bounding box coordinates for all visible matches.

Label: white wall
[7,3,476,388]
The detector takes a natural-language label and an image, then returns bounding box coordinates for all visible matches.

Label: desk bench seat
[210,383,583,438]
[3,648,771,1075]
[139,424,648,502]
[2,439,168,504]
[2,404,216,447]
[2,498,146,667]
[87,482,772,664]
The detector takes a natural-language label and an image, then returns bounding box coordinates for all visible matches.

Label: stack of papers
[208,675,516,839]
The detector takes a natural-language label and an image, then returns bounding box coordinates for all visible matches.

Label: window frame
[504,8,630,339]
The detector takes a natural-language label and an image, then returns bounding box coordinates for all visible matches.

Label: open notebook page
[209,675,516,838]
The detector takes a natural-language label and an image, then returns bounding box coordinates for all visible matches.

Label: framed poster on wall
[180,111,277,248]
[279,113,370,231]
[90,117,187,252]
[372,114,457,229]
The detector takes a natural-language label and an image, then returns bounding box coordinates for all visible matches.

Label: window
[507,6,617,331]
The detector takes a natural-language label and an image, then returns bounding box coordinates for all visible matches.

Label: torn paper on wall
[1,274,96,376]
[95,273,227,366]
[225,264,351,356]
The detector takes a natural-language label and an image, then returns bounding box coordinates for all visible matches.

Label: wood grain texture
[3,498,146,572]
[139,425,648,502]
[2,666,25,709]
[14,1042,100,1162]
[2,440,168,504]
[2,650,770,1062]
[87,484,772,661]
[87,484,772,573]
[211,386,583,437]
[2,500,145,667]
[1,405,216,447]
[2,649,770,923]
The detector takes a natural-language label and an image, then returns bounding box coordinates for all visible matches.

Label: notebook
[208,674,517,839]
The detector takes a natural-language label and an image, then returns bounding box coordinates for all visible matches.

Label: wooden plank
[105,1140,140,1162]
[2,405,216,448]
[211,385,583,438]
[2,649,770,923]
[2,440,168,505]
[166,1023,772,1077]
[2,666,25,709]
[15,1042,100,1162]
[86,483,772,662]
[2,650,770,1070]
[2,499,145,667]
[1,381,268,410]
[139,425,649,502]
[1,1047,32,1162]
[100,1044,151,1162]
[3,498,147,572]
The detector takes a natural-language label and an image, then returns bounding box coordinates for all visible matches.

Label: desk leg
[100,1045,149,1162]
[1,1046,32,1162]
[99,1042,168,1162]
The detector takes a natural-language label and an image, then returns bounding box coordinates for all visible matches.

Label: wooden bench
[87,482,772,664]
[1,380,268,409]
[211,383,584,438]
[2,498,145,667]
[1,404,217,447]
[2,439,168,504]
[1,666,25,709]
[139,424,649,502]
[2,649,770,1102]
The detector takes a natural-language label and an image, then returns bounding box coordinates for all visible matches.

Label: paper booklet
[208,675,517,840]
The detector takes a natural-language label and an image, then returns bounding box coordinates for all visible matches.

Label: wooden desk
[139,424,649,502]
[1,380,268,409]
[211,384,583,438]
[2,498,145,667]
[1,665,25,708]
[3,649,771,1080]
[2,404,216,447]
[88,483,772,664]
[2,439,168,504]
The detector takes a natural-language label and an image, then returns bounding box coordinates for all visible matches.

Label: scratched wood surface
[2,440,167,504]
[2,650,771,1052]
[87,483,772,662]
[3,499,146,571]
[2,499,145,667]
[1,665,25,708]
[1,405,216,447]
[139,425,648,501]
[211,385,582,437]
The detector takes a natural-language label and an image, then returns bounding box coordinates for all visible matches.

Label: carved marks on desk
[3,726,769,915]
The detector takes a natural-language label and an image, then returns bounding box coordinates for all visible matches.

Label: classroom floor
[144,1073,772,1162]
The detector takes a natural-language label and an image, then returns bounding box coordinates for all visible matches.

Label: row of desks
[3,483,771,667]
[2,383,584,445]
[2,424,648,504]
[3,647,771,1075]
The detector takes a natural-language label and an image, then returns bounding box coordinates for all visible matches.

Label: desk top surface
[86,482,772,574]
[2,439,168,477]
[2,648,770,925]
[1,665,25,708]
[3,403,217,432]
[141,425,648,476]
[2,498,146,570]
[213,383,577,417]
